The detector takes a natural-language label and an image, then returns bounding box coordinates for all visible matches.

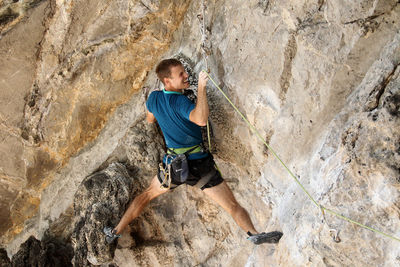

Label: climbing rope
[197,0,211,72]
[203,71,400,243]
[197,0,213,152]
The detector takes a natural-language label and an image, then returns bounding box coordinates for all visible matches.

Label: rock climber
[104,58,283,245]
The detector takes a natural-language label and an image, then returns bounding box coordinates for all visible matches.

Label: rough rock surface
[72,162,136,266]
[0,248,10,266]
[0,0,191,244]
[1,0,400,266]
[9,235,73,267]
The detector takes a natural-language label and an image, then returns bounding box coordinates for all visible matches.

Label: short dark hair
[155,58,182,83]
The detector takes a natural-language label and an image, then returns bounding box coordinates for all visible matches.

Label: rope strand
[198,0,212,151]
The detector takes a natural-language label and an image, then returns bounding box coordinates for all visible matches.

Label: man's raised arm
[189,71,209,126]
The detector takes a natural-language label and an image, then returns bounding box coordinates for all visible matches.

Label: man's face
[165,64,189,90]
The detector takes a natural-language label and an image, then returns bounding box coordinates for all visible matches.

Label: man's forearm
[189,71,209,126]
[193,85,209,126]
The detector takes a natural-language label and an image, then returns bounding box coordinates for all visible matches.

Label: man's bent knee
[228,201,245,216]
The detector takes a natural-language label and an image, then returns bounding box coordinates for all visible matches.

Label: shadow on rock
[9,235,73,267]
[0,248,11,266]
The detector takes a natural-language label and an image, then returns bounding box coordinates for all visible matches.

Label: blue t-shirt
[146,90,207,159]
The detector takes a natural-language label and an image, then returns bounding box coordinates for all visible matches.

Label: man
[104,58,282,245]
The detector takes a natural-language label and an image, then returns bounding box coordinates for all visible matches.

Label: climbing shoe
[247,231,283,245]
[103,226,121,244]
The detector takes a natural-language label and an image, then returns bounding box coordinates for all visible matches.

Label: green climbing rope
[203,70,400,243]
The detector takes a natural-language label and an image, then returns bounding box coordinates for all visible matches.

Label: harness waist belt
[167,145,203,155]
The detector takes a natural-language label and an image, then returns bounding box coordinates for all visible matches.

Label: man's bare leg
[114,175,169,235]
[203,181,258,234]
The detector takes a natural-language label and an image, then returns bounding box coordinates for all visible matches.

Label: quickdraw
[320,205,341,243]
[159,154,174,189]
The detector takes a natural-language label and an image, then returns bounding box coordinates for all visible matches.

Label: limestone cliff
[0,0,399,266]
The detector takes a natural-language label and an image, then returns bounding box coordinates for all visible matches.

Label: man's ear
[163,77,170,87]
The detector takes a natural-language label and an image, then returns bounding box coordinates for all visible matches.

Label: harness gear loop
[159,155,172,189]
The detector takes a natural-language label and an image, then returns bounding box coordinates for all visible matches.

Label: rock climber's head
[156,58,189,91]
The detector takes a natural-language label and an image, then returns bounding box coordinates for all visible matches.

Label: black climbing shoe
[247,231,283,245]
[103,226,121,244]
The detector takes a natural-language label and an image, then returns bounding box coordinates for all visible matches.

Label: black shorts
[157,153,223,190]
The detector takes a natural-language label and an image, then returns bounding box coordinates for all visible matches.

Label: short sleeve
[177,96,195,120]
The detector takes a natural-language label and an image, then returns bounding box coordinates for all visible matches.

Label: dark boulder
[10,235,72,267]
[72,163,138,266]
[0,248,11,267]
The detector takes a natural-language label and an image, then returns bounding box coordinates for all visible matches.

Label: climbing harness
[167,145,200,183]
[203,71,400,243]
[159,145,204,188]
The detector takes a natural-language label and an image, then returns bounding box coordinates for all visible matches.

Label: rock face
[0,0,191,244]
[1,0,400,266]
[72,163,136,266]
[9,235,73,267]
[0,248,10,266]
